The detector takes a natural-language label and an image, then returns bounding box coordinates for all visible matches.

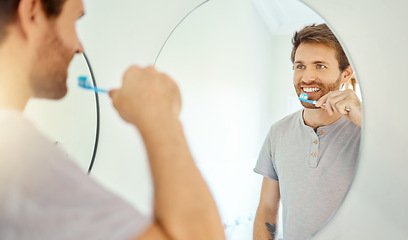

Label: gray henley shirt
[254,109,361,240]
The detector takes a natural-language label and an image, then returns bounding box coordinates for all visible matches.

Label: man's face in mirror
[293,42,343,109]
[30,0,84,100]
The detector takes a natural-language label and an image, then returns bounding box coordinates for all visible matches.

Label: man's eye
[317,65,326,69]
[295,65,305,70]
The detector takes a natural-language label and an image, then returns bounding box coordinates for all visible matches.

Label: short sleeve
[253,129,279,181]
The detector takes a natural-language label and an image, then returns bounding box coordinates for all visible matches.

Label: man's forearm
[139,119,225,240]
[109,66,225,239]
[253,208,278,240]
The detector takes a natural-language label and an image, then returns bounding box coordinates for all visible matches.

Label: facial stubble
[295,75,342,109]
[30,25,74,100]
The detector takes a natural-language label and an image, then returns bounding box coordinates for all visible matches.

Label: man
[0,0,225,239]
[253,24,362,240]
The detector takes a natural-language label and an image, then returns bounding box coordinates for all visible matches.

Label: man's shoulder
[0,109,59,165]
[270,109,302,130]
[263,109,303,140]
[0,109,41,142]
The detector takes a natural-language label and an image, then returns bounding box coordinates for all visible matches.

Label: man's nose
[76,42,84,54]
[301,68,316,83]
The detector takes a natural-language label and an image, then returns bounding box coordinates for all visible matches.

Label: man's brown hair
[291,23,350,72]
[0,0,66,43]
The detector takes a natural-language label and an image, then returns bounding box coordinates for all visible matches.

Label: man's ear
[16,0,44,39]
[341,65,354,84]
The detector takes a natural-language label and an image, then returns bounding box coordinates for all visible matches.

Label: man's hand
[109,65,181,129]
[316,89,362,127]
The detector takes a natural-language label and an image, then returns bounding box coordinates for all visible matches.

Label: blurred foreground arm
[109,66,225,240]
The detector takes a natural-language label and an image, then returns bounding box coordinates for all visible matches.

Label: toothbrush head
[299,93,308,100]
[78,76,108,93]
[299,93,318,104]
[78,76,92,89]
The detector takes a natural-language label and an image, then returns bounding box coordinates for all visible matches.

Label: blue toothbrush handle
[92,87,108,93]
[299,97,350,111]
[299,98,318,104]
[79,86,109,93]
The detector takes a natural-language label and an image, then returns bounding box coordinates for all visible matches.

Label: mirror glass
[155,0,361,239]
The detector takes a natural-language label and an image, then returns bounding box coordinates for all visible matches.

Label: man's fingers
[318,90,359,116]
[315,89,362,127]
[333,101,348,114]
[108,89,118,99]
[315,95,327,107]
[327,94,347,114]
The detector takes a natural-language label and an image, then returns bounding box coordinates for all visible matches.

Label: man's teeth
[303,87,320,93]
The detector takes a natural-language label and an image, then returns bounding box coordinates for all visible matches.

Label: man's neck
[302,108,342,131]
[0,40,31,111]
[0,86,29,111]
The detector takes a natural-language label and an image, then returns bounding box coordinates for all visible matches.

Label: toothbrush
[78,76,108,93]
[299,93,318,104]
[299,93,350,112]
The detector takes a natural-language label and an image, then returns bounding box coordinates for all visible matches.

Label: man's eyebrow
[294,60,331,65]
[313,61,330,65]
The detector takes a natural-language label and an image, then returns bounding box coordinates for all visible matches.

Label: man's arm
[110,66,225,240]
[135,224,168,240]
[253,177,280,240]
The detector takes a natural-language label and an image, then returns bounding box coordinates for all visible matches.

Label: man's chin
[33,87,68,100]
[301,102,320,109]
[49,92,67,100]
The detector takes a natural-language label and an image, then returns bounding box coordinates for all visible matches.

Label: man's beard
[294,76,342,109]
[29,27,74,100]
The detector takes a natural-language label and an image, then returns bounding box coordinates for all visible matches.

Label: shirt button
[312,152,317,157]
[314,140,318,144]
[319,130,324,135]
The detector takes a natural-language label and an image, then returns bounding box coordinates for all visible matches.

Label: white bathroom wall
[268,35,303,116]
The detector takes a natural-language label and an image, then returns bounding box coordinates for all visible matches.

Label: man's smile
[302,87,321,93]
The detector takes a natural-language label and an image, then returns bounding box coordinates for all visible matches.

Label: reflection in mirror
[254,23,362,240]
[155,0,362,239]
